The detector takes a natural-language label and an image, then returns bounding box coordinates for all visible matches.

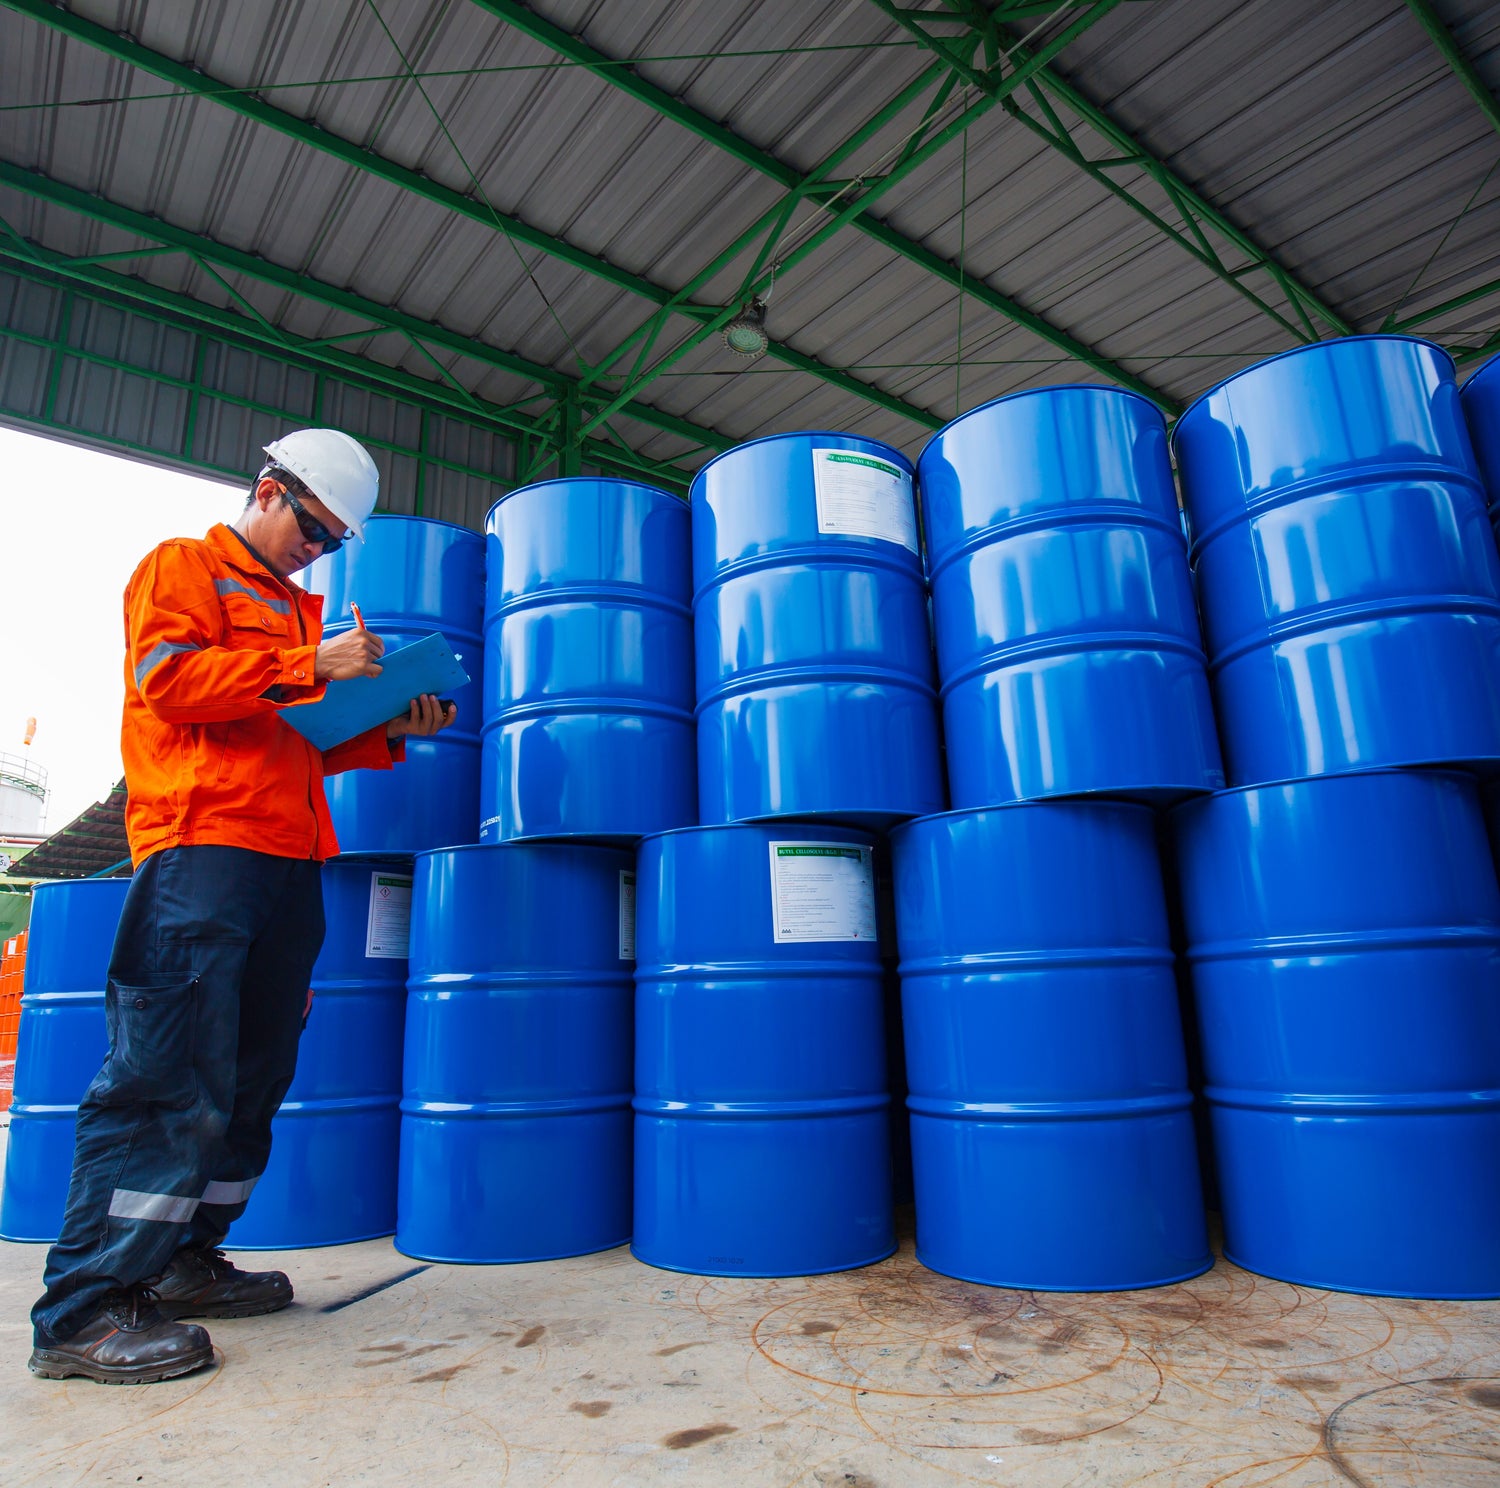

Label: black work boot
[152,1246,293,1320]
[29,1286,215,1384]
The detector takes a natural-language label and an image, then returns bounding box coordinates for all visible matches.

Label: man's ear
[254,476,283,510]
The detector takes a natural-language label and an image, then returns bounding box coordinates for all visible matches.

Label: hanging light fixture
[722,296,769,359]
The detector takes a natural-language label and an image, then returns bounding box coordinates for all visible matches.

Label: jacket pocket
[206,721,233,783]
[103,974,200,1109]
[221,590,288,640]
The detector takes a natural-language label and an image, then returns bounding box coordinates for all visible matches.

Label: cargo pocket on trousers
[105,974,200,1109]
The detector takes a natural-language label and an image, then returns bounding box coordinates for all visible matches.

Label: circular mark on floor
[1324,1376,1500,1488]
[751,1269,1163,1453]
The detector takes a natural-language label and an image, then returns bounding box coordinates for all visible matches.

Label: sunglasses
[280,485,349,554]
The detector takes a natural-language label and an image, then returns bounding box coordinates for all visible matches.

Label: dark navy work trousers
[32,845,324,1345]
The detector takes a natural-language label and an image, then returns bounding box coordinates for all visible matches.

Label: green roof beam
[573,0,1154,441]
[2,0,937,435]
[1385,274,1500,334]
[0,246,702,491]
[1404,0,1500,138]
[869,0,1352,341]
[0,160,730,456]
[570,64,954,392]
[472,0,1161,407]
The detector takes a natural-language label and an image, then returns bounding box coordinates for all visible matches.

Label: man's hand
[314,629,384,681]
[387,694,457,739]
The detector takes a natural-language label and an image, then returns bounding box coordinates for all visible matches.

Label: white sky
[0,426,243,831]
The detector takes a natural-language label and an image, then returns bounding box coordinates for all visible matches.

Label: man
[28,429,456,1385]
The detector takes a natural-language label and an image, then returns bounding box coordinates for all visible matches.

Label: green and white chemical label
[619,869,637,961]
[811,448,918,553]
[768,843,877,944]
[366,871,413,959]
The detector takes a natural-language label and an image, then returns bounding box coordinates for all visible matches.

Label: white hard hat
[262,428,380,541]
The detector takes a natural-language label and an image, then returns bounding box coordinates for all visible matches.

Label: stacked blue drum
[309,515,485,854]
[1462,356,1500,543]
[879,388,1214,1290]
[1173,336,1500,784]
[892,804,1209,1290]
[1171,336,1500,1298]
[480,478,695,843]
[232,859,411,1249]
[917,386,1222,804]
[397,843,634,1263]
[0,878,129,1242]
[691,433,944,825]
[633,824,894,1276]
[1174,772,1500,1297]
[627,430,937,1280]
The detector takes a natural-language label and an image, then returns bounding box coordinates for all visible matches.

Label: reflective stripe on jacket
[121,522,402,865]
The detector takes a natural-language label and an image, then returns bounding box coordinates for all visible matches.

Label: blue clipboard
[280,632,471,751]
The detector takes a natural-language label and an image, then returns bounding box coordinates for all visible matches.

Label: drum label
[619,869,637,961]
[811,449,918,552]
[365,871,413,959]
[768,843,877,943]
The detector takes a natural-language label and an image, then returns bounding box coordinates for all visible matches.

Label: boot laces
[105,1282,163,1329]
[191,1246,233,1279]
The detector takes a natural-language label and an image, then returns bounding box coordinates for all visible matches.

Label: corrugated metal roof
[0,0,1497,521]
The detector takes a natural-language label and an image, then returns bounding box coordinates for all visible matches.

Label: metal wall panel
[0,267,515,529]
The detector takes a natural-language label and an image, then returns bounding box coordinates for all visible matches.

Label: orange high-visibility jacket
[120,522,403,866]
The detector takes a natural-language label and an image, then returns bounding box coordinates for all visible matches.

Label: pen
[351,603,366,631]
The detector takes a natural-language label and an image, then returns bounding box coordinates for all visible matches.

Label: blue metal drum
[1174,770,1500,1298]
[480,478,695,843]
[917,386,1223,805]
[396,842,634,1263]
[232,858,410,1249]
[634,823,894,1277]
[1461,356,1500,542]
[1173,336,1500,786]
[0,878,129,1242]
[308,515,485,853]
[692,433,945,826]
[892,804,1209,1291]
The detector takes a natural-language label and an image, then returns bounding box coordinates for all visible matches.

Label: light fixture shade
[723,298,769,358]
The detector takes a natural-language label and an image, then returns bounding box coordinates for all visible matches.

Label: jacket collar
[206,523,322,606]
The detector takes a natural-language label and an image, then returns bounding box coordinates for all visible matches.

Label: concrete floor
[1,1129,1497,1487]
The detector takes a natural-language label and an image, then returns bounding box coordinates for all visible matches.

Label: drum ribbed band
[1185,465,1489,563]
[695,663,938,713]
[483,697,694,728]
[906,1091,1193,1121]
[1205,1086,1500,1115]
[635,963,880,984]
[1207,594,1500,673]
[492,584,691,620]
[265,1095,399,1118]
[898,948,1173,975]
[692,544,922,610]
[1185,926,1500,962]
[631,1094,890,1119]
[401,1093,632,1118]
[938,631,1208,698]
[926,503,1186,586]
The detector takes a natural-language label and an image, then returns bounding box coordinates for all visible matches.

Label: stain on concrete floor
[1,1211,1496,1488]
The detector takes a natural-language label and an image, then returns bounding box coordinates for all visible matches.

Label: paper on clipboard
[280,632,470,751]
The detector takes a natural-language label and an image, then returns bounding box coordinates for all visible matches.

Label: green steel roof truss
[471,0,1171,416]
[0,192,708,491]
[867,0,1354,344]
[0,0,952,442]
[562,0,1176,445]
